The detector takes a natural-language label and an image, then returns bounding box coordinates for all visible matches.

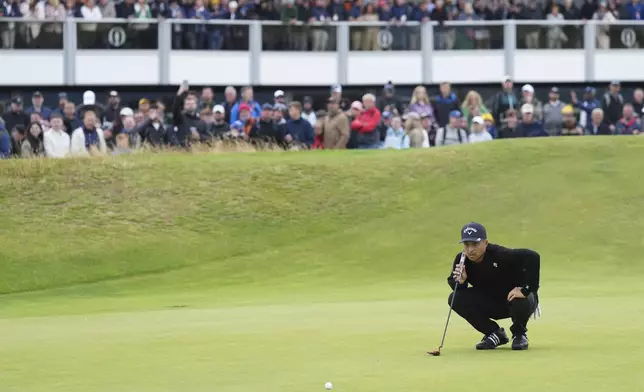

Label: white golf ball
[325,381,333,390]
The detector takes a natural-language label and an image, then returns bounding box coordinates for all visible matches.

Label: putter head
[427,349,441,356]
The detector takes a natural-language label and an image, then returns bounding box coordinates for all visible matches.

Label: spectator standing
[517,104,548,138]
[309,0,330,51]
[359,3,380,51]
[469,116,493,143]
[70,110,107,156]
[626,0,644,20]
[593,2,616,49]
[285,101,315,148]
[580,0,598,20]
[26,92,52,121]
[431,0,451,50]
[52,92,68,117]
[1,0,22,49]
[168,0,185,49]
[409,85,435,120]
[460,90,489,129]
[498,109,519,139]
[77,90,105,122]
[543,87,566,136]
[281,0,299,50]
[351,93,382,149]
[562,0,581,48]
[433,82,460,128]
[200,87,216,111]
[230,86,262,123]
[172,85,203,147]
[98,0,115,18]
[20,0,45,46]
[602,80,624,130]
[382,116,408,149]
[312,110,326,149]
[237,103,258,139]
[436,110,468,146]
[404,112,430,148]
[79,0,102,48]
[586,108,612,135]
[117,0,135,18]
[519,84,543,122]
[491,76,519,126]
[571,86,601,129]
[302,96,316,126]
[630,88,644,116]
[63,102,80,135]
[560,105,584,136]
[546,3,567,49]
[322,97,349,149]
[520,1,544,48]
[64,0,79,17]
[0,123,11,158]
[104,91,122,125]
[44,113,70,158]
[482,112,497,139]
[43,0,66,47]
[390,0,409,50]
[4,97,30,132]
[137,104,169,147]
[616,103,641,135]
[222,86,237,123]
[21,121,45,158]
[274,90,286,106]
[378,81,403,116]
[377,111,392,143]
[251,103,284,146]
[211,105,231,139]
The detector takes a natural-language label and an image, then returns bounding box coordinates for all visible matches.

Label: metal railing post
[158,20,170,84]
[584,21,596,82]
[63,18,77,85]
[503,19,516,80]
[249,21,262,85]
[337,23,349,85]
[421,22,433,84]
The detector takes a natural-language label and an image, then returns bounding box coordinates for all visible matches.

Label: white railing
[1,18,643,85]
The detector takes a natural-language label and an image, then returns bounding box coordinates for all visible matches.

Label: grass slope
[0,138,643,392]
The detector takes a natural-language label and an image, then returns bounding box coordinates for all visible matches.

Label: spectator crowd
[1,77,642,159]
[2,0,643,50]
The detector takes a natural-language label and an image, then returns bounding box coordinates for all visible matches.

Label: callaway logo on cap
[459,222,487,243]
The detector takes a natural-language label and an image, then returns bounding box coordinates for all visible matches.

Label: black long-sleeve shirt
[447,244,540,301]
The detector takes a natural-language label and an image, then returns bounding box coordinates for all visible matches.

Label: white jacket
[469,131,493,143]
[44,129,71,158]
[70,127,107,156]
[80,5,102,32]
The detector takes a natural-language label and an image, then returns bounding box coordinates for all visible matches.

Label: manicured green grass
[0,138,643,391]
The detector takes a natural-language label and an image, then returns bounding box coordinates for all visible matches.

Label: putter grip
[455,253,466,283]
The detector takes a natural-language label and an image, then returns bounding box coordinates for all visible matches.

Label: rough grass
[0,138,643,391]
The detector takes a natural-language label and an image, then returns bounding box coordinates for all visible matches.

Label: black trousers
[448,288,538,336]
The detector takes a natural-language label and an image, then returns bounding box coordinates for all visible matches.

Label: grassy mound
[0,138,642,391]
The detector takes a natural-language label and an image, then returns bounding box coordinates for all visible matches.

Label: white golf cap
[521,84,534,93]
[502,75,512,83]
[213,104,225,114]
[274,90,285,98]
[229,0,238,8]
[472,116,484,125]
[83,90,96,105]
[351,101,363,110]
[521,103,534,114]
[120,107,134,117]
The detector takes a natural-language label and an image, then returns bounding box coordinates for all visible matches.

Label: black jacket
[63,117,82,135]
[104,105,122,124]
[602,92,624,126]
[172,94,203,147]
[432,93,460,128]
[139,119,171,147]
[377,96,404,116]
[447,244,540,302]
[2,110,30,132]
[250,119,285,145]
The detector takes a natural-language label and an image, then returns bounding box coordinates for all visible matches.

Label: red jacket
[351,107,381,134]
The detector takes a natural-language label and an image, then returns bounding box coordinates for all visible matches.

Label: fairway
[1,138,643,391]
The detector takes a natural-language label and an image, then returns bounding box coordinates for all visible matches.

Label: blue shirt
[310,6,329,21]
[230,101,262,123]
[391,4,408,21]
[627,3,644,20]
[285,118,314,147]
[26,106,53,120]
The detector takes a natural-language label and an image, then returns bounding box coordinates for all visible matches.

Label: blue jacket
[230,101,262,123]
[574,99,600,122]
[26,106,53,120]
[391,5,408,20]
[412,6,431,21]
[518,121,548,138]
[0,128,11,158]
[348,5,361,19]
[285,118,314,147]
[1,3,22,17]
[627,3,644,19]
[310,6,328,21]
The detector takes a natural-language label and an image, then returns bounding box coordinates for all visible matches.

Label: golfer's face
[463,241,486,261]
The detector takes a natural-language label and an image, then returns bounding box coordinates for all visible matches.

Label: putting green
[0,138,643,391]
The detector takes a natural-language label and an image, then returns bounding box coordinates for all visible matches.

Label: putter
[428,252,466,357]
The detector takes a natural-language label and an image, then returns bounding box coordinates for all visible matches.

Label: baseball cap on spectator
[261,103,273,111]
[550,87,559,94]
[231,120,244,130]
[522,104,534,114]
[214,104,225,114]
[502,75,512,83]
[120,107,134,117]
[351,101,363,110]
[482,113,494,123]
[521,84,534,94]
[139,98,150,106]
[585,86,596,94]
[83,90,96,105]
[109,90,119,97]
[472,116,484,125]
[382,111,392,120]
[331,84,342,94]
[449,110,462,118]
[384,81,394,92]
[58,92,68,100]
[610,80,620,86]
[561,105,574,115]
[11,97,22,105]
[50,111,63,120]
[273,103,287,111]
[274,90,285,98]
[239,103,251,112]
[33,91,43,98]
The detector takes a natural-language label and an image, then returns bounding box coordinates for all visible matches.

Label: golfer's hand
[507,287,526,302]
[452,264,467,284]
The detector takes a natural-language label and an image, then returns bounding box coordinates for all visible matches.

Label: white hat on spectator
[351,101,363,110]
[213,105,225,114]
[502,75,512,83]
[521,84,534,94]
[83,90,96,105]
[331,84,342,93]
[472,116,484,125]
[521,104,534,114]
[229,1,238,9]
[120,107,134,117]
[274,90,285,98]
